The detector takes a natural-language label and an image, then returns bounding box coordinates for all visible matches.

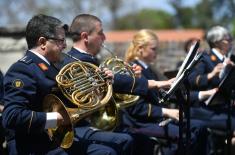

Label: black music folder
[164,70,178,79]
[205,65,235,106]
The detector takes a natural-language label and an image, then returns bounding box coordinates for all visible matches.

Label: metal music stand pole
[160,53,202,154]
[174,89,185,155]
[227,92,232,155]
[185,80,191,154]
[227,89,235,155]
[208,66,234,155]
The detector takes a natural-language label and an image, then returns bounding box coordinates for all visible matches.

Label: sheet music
[159,51,202,103]
[205,65,234,106]
[176,41,200,79]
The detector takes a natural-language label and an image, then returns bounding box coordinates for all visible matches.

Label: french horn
[100,45,140,109]
[43,60,116,148]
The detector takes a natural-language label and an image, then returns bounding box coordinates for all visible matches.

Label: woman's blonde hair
[125,29,158,62]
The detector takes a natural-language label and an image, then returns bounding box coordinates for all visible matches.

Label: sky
[102,0,201,29]
[123,0,201,14]
[0,0,201,28]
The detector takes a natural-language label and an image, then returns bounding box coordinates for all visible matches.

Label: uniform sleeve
[0,71,4,102]
[127,98,163,121]
[113,74,148,96]
[2,63,46,133]
[189,91,200,104]
[188,59,210,89]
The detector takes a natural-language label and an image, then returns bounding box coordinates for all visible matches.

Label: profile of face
[87,21,106,56]
[46,27,67,62]
[139,39,158,63]
[219,36,233,55]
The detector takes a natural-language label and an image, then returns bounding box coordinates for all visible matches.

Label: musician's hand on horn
[131,64,142,78]
[56,112,70,126]
[100,68,114,84]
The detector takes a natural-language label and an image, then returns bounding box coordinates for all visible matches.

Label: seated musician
[0,69,6,155]
[187,25,235,154]
[2,14,130,155]
[122,29,208,155]
[188,26,235,128]
[61,14,187,155]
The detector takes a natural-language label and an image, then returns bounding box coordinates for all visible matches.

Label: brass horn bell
[43,61,114,148]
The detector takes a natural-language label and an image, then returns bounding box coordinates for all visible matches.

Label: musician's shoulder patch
[210,55,217,61]
[12,79,24,88]
[38,63,48,71]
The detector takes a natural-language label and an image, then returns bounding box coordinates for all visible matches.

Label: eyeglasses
[221,39,232,44]
[46,37,66,44]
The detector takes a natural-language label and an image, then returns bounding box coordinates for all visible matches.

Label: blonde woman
[119,29,208,155]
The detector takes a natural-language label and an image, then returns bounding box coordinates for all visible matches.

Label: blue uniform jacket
[0,70,4,103]
[124,60,163,123]
[2,51,59,153]
[188,51,222,90]
[123,60,197,121]
[62,47,148,96]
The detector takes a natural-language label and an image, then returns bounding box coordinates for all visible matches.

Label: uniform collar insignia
[38,63,48,71]
[210,55,217,62]
[12,79,24,88]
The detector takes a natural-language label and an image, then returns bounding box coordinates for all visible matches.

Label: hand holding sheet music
[159,41,202,104]
[205,65,235,106]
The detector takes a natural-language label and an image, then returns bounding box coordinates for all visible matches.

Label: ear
[81,32,89,42]
[38,37,47,50]
[138,46,144,56]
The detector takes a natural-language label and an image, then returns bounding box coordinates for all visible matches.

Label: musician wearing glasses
[187,25,235,153]
[0,70,5,155]
[1,14,120,155]
[188,26,235,126]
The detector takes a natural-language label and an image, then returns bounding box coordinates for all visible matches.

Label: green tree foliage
[115,9,174,30]
[170,0,215,29]
[192,0,216,29]
[170,0,235,33]
[176,7,194,28]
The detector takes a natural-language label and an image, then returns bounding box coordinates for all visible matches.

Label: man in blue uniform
[0,70,3,103]
[0,70,6,155]
[2,14,123,155]
[61,14,172,155]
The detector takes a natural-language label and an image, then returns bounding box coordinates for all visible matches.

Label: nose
[62,41,67,49]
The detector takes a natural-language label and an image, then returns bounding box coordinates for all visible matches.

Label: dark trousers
[74,126,133,155]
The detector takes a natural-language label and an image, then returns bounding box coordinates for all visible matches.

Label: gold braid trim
[130,71,136,93]
[147,104,152,117]
[28,111,34,133]
[196,75,201,86]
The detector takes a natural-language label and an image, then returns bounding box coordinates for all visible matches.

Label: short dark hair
[184,38,199,53]
[26,14,68,49]
[69,14,101,42]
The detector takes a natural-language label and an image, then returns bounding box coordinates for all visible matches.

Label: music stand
[205,65,235,155]
[164,70,178,79]
[159,51,202,155]
[205,65,235,106]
